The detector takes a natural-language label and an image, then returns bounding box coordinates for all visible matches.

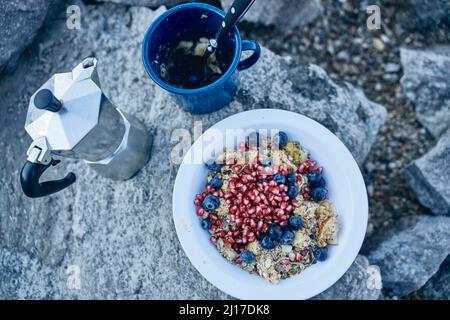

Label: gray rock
[0,248,55,299]
[410,0,450,30]
[400,47,450,138]
[314,255,382,300]
[238,56,387,165]
[221,0,323,33]
[410,255,450,300]
[404,129,450,215]
[369,215,450,297]
[0,3,385,298]
[0,0,52,73]
[93,0,192,8]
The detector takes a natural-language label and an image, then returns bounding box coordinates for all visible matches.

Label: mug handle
[237,40,261,71]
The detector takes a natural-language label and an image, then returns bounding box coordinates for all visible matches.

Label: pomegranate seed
[295,253,302,262]
[216,231,225,238]
[261,224,269,233]
[257,220,264,230]
[196,194,205,200]
[282,259,290,266]
[210,236,217,244]
[196,208,205,217]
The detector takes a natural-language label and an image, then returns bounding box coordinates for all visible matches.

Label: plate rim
[172,109,368,299]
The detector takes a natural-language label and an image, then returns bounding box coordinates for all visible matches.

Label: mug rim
[142,2,242,95]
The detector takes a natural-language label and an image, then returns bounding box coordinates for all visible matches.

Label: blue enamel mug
[142,3,261,114]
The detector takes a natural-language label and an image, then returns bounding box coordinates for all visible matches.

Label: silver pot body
[24,58,151,181]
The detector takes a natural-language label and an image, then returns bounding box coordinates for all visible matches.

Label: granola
[194,131,340,283]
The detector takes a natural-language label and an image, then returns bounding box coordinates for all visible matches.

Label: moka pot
[21,58,151,198]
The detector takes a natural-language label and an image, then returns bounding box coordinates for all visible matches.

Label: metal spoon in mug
[203,0,256,61]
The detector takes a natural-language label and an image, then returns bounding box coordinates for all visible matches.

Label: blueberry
[260,235,278,250]
[308,172,326,188]
[205,162,221,172]
[287,186,299,199]
[201,219,211,230]
[286,173,297,185]
[208,176,223,189]
[288,216,304,230]
[201,195,220,211]
[310,187,326,202]
[272,131,288,149]
[240,250,256,264]
[268,225,283,240]
[315,177,326,188]
[280,230,295,245]
[313,247,328,262]
[273,173,285,185]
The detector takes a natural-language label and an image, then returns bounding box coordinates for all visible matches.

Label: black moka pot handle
[20,159,76,198]
[216,0,256,41]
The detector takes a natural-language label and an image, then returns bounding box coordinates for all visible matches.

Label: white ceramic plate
[173,109,368,300]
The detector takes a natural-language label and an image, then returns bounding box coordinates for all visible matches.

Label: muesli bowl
[172,109,368,300]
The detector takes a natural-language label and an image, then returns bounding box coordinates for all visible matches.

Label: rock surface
[94,0,192,8]
[0,3,385,299]
[400,47,450,138]
[0,0,53,73]
[404,129,450,215]
[221,0,323,33]
[410,254,450,300]
[410,0,450,30]
[0,248,55,299]
[314,255,382,300]
[369,215,450,297]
